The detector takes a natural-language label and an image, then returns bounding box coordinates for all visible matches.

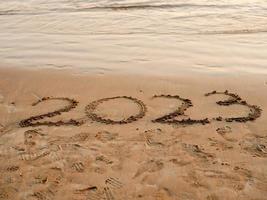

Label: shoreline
[2,60,267,77]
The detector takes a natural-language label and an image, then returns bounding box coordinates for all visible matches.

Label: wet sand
[0,67,267,200]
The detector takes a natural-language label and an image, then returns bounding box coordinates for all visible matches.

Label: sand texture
[0,68,267,200]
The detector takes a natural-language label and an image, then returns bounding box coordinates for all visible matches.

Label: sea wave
[201,28,267,35]
[0,3,240,16]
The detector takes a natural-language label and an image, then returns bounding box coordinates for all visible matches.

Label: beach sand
[0,67,267,200]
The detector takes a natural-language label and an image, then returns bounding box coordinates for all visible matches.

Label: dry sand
[0,67,267,200]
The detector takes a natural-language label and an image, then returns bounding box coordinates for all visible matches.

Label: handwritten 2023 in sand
[19,90,262,128]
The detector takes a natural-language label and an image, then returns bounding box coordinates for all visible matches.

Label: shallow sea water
[0,0,267,75]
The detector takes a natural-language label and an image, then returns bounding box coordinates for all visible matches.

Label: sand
[0,67,267,200]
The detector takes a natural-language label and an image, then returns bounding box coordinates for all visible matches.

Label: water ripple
[0,3,243,16]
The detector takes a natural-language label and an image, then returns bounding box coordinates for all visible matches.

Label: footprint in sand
[25,168,63,200]
[96,155,113,165]
[196,168,249,191]
[133,159,164,178]
[19,149,50,162]
[5,165,20,172]
[239,134,267,157]
[216,126,232,135]
[24,129,48,148]
[216,126,237,142]
[95,131,118,143]
[32,174,48,185]
[103,187,115,200]
[59,148,93,173]
[105,177,123,189]
[182,170,209,189]
[0,158,22,187]
[68,132,91,143]
[71,162,85,172]
[75,177,123,200]
[208,138,234,151]
[143,129,165,147]
[19,129,52,162]
[0,131,46,160]
[19,129,83,169]
[103,178,124,200]
[181,143,215,161]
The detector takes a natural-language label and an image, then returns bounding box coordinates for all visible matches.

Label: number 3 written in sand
[204,90,262,123]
